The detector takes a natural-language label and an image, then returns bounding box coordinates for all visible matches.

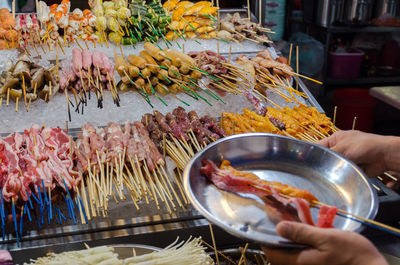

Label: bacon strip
[201,159,337,228]
[0,125,78,202]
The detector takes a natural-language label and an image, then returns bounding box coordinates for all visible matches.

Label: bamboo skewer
[296,45,299,90]
[238,243,249,265]
[333,106,337,125]
[352,117,357,130]
[209,223,220,265]
[252,184,400,236]
[246,0,251,20]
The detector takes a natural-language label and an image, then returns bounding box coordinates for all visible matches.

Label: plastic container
[264,1,286,41]
[333,89,378,132]
[328,49,364,79]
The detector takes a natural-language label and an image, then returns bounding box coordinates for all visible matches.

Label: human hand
[262,221,387,265]
[317,130,400,177]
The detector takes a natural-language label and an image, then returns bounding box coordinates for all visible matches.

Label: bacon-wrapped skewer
[200,159,337,228]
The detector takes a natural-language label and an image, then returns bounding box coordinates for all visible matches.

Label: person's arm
[262,221,388,265]
[318,130,400,177]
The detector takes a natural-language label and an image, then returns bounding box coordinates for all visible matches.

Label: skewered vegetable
[115,42,202,97]
[164,0,218,40]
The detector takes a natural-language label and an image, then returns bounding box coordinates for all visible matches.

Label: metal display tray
[0,22,321,249]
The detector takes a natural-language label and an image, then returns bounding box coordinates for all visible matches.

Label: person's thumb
[276,221,327,247]
[316,137,331,147]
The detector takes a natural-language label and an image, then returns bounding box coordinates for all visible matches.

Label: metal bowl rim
[183,133,379,245]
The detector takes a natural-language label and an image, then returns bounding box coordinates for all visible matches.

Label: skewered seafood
[36,0,98,46]
[219,12,271,43]
[0,8,18,49]
[236,50,294,93]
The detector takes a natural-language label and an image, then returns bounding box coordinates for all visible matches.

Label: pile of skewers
[92,0,171,46]
[220,105,338,142]
[60,48,118,117]
[219,12,272,43]
[72,119,184,216]
[142,107,226,171]
[164,0,218,40]
[91,0,131,44]
[115,42,219,106]
[72,107,226,217]
[0,124,82,244]
[124,0,171,45]
[0,52,59,111]
[188,49,245,95]
[37,0,98,46]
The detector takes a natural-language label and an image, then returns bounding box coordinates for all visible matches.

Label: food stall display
[0,1,397,264]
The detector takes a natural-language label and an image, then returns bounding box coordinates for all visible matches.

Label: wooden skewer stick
[247,0,251,20]
[384,172,398,182]
[201,240,236,264]
[15,97,19,112]
[296,45,299,91]
[57,39,65,55]
[333,106,337,125]
[6,88,10,106]
[352,116,357,130]
[21,74,27,107]
[258,0,262,25]
[209,223,220,265]
[238,243,249,265]
[216,0,220,31]
[12,0,15,19]
[288,43,293,65]
[228,45,232,62]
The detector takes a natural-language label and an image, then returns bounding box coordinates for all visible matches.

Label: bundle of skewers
[91,0,131,44]
[220,105,338,142]
[142,107,226,171]
[188,49,244,95]
[15,13,41,48]
[37,0,98,46]
[219,12,272,43]
[73,119,188,216]
[0,52,59,112]
[0,124,84,245]
[123,0,171,45]
[0,8,18,50]
[115,42,224,106]
[164,0,218,40]
[60,48,119,118]
[71,107,225,217]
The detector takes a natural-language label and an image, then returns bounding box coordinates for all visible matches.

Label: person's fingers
[276,221,328,247]
[261,246,300,265]
[330,144,348,157]
[316,136,333,148]
[297,249,325,265]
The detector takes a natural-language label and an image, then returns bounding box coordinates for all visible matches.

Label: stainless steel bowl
[183,133,378,247]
